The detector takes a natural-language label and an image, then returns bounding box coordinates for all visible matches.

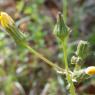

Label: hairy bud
[76,40,89,59]
[54,12,70,41]
[71,56,82,64]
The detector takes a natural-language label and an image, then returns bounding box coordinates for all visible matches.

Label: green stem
[22,43,64,73]
[62,42,68,70]
[62,41,76,95]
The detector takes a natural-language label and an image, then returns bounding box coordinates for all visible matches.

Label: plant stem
[62,41,76,95]
[22,43,64,73]
[62,42,68,70]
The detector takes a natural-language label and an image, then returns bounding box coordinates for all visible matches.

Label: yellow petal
[0,16,1,20]
[0,12,14,28]
[85,66,95,75]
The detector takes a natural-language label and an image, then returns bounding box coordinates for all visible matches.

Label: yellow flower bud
[85,66,95,75]
[0,12,26,45]
[0,12,14,28]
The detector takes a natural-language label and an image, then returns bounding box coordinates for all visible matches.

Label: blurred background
[0,0,95,95]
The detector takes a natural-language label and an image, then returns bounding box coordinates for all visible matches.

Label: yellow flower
[0,12,14,28]
[85,66,95,75]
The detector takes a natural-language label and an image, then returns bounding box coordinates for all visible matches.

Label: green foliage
[0,0,95,95]
[48,79,58,95]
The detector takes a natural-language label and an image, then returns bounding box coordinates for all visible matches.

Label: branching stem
[22,43,64,74]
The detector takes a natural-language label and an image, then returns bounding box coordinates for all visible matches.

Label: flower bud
[76,40,89,59]
[85,66,95,75]
[0,12,26,44]
[71,56,82,64]
[54,12,70,41]
[71,56,77,64]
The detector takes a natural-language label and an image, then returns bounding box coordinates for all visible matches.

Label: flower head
[0,12,14,28]
[0,12,26,45]
[85,66,95,75]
